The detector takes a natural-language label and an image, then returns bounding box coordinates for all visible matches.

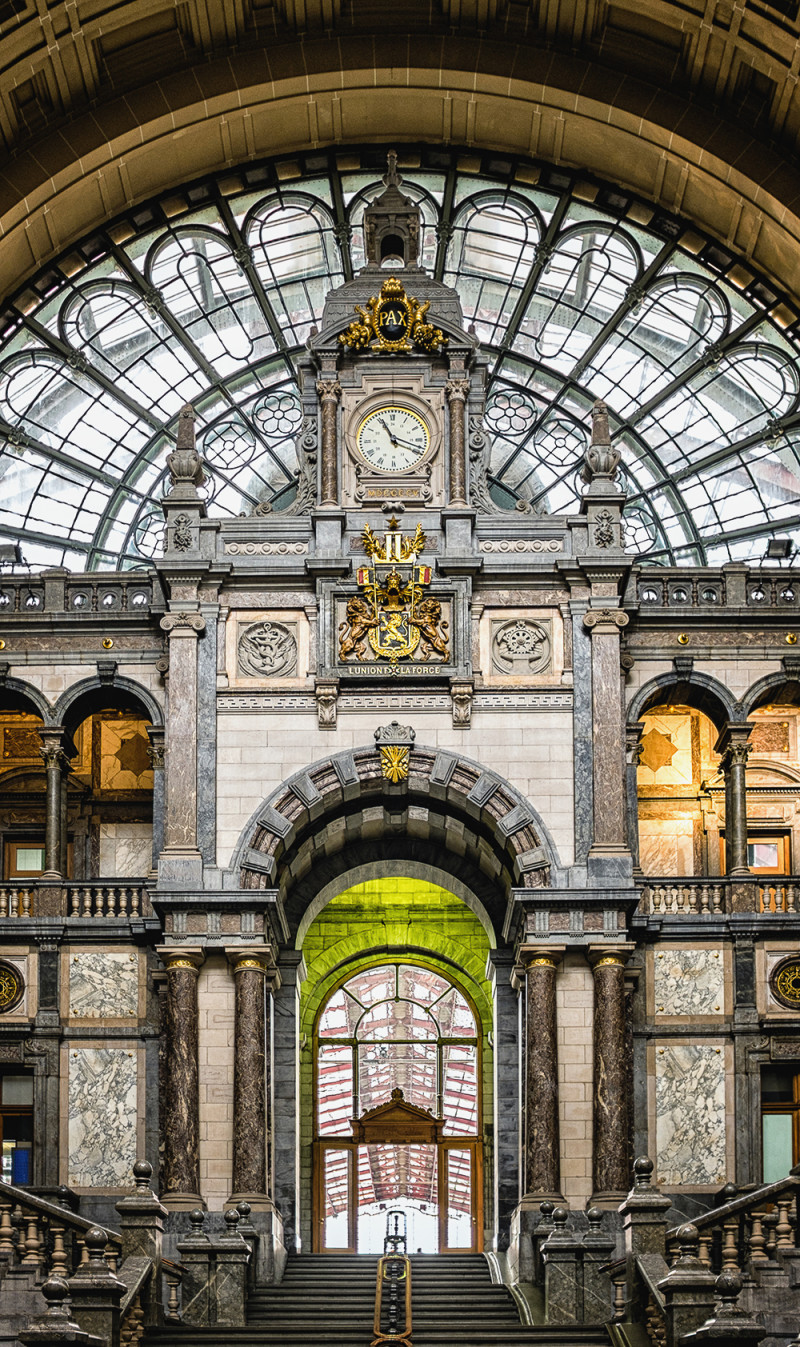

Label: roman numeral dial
[355,405,431,473]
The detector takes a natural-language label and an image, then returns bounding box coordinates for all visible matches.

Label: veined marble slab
[656,1044,726,1185]
[68,1048,137,1187]
[654,948,724,1016]
[69,952,138,1019]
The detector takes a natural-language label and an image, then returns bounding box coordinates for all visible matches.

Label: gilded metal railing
[372,1254,412,1346]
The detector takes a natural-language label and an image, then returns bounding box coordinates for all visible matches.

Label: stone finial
[40,1275,72,1321]
[539,1200,555,1220]
[633,1155,656,1190]
[587,1207,603,1232]
[189,1209,206,1236]
[674,1222,703,1267]
[581,399,621,485]
[133,1160,153,1192]
[165,405,206,498]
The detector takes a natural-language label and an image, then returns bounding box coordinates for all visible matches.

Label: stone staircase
[146,1252,612,1347]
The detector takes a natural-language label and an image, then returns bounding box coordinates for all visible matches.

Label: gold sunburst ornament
[381,745,410,782]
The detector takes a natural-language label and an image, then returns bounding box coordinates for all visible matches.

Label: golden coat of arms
[339,519,449,666]
[338,277,447,355]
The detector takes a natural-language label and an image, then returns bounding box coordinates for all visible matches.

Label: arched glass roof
[1,145,799,570]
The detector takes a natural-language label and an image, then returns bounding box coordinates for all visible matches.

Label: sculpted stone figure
[339,596,379,660]
[412,596,449,660]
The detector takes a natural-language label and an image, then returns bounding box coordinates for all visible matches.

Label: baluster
[611,1270,626,1322]
[669,885,679,914]
[76,1235,89,1265]
[50,1222,68,1276]
[786,884,797,915]
[0,1201,14,1255]
[9,890,18,917]
[104,1240,118,1273]
[0,888,7,918]
[81,888,92,917]
[165,1268,181,1322]
[698,1231,712,1268]
[748,1212,767,1262]
[21,888,31,917]
[70,888,80,916]
[764,1211,778,1259]
[130,887,140,916]
[22,1212,42,1264]
[721,1218,740,1270]
[700,884,710,915]
[776,1197,794,1248]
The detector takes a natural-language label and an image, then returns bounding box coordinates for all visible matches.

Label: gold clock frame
[354,402,432,476]
[345,390,441,478]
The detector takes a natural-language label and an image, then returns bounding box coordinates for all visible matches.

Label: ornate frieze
[223,541,308,556]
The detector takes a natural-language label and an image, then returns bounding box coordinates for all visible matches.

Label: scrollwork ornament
[160,612,206,637]
[283,415,318,515]
[468,414,501,515]
[583,608,629,633]
[593,508,616,548]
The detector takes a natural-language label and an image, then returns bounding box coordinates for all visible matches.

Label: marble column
[625,722,644,878]
[229,950,270,1206]
[489,949,520,1249]
[38,729,70,880]
[146,725,165,871]
[590,948,632,1203]
[159,947,204,1208]
[446,378,470,506]
[520,948,563,1198]
[159,612,205,863]
[715,724,751,877]
[317,378,341,507]
[583,607,630,872]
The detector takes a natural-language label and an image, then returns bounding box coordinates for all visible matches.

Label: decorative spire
[165,404,206,499]
[580,398,621,485]
[362,150,422,269]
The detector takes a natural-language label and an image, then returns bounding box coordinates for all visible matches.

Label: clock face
[355,405,431,472]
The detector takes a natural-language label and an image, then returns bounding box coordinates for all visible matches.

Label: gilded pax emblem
[338,277,447,354]
[338,519,449,666]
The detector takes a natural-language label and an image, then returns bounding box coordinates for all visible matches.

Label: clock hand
[377,416,399,446]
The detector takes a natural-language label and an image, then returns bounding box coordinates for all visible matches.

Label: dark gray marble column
[715,724,751,877]
[488,949,520,1249]
[446,378,469,505]
[590,949,631,1203]
[583,607,631,878]
[160,947,204,1209]
[625,723,644,877]
[39,729,69,879]
[229,951,269,1205]
[521,949,562,1198]
[159,612,205,867]
[272,951,303,1251]
[317,379,341,507]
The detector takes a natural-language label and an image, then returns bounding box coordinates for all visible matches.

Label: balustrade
[0,886,34,917]
[664,1175,799,1278]
[639,880,728,915]
[65,882,149,918]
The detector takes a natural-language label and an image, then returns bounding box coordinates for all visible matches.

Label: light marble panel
[654,949,724,1016]
[639,818,694,876]
[638,714,692,786]
[655,1044,726,1185]
[69,952,138,1019]
[98,823,152,878]
[68,1048,137,1186]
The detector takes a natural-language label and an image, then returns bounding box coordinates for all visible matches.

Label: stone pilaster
[159,612,205,879]
[488,949,519,1250]
[715,723,752,877]
[159,947,204,1209]
[518,947,563,1199]
[583,607,631,879]
[625,722,644,878]
[316,378,341,507]
[228,948,274,1209]
[446,377,469,506]
[589,946,634,1204]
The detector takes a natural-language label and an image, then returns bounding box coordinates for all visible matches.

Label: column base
[589,1190,628,1210]
[587,846,633,886]
[158,848,203,885]
[226,1193,278,1213]
[161,1191,206,1212]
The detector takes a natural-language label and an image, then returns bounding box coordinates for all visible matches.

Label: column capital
[714,720,752,763]
[316,378,342,400]
[225,945,277,976]
[513,944,565,988]
[588,943,635,969]
[445,377,470,401]
[583,607,629,635]
[160,611,206,638]
[158,945,204,973]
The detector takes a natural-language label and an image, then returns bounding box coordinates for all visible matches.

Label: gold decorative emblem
[772,958,800,1008]
[381,745,409,783]
[338,519,449,666]
[338,277,447,354]
[0,961,24,1013]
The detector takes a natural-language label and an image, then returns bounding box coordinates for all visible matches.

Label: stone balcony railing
[0,880,152,919]
[631,563,800,611]
[639,875,800,915]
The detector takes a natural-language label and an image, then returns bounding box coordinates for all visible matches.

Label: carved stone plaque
[238,620,298,678]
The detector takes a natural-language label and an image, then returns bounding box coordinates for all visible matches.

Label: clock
[355,404,431,474]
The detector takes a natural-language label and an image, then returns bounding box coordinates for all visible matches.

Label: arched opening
[299,876,492,1255]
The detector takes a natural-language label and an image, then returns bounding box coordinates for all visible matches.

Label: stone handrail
[665,1175,800,1272]
[0,1179,122,1244]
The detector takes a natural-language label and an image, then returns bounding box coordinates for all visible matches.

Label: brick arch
[231,742,559,939]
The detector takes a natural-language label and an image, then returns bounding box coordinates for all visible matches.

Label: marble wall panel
[68,1047,137,1186]
[653,948,724,1017]
[639,818,694,876]
[638,714,692,786]
[655,1044,726,1186]
[98,823,153,877]
[68,952,138,1019]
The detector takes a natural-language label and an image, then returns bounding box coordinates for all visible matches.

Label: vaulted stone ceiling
[0,0,799,305]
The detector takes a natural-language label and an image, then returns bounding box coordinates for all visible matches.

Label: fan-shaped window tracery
[0,147,799,569]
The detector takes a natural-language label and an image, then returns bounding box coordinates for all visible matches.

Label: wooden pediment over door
[351,1088,447,1143]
